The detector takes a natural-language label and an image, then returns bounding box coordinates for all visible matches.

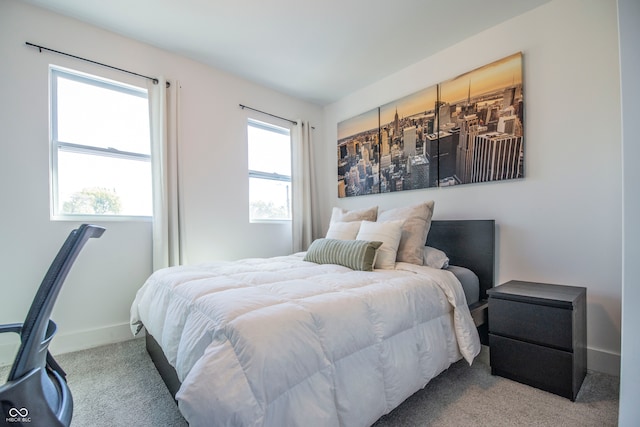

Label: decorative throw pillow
[304,239,383,271]
[329,206,378,223]
[423,246,450,269]
[325,221,362,240]
[377,201,435,265]
[355,220,405,269]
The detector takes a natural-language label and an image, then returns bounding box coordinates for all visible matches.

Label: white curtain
[291,120,315,252]
[148,77,184,270]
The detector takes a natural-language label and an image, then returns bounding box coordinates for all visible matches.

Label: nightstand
[487,280,587,401]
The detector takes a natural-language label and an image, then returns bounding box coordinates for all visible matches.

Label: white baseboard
[588,347,621,376]
[49,322,136,356]
[0,322,136,367]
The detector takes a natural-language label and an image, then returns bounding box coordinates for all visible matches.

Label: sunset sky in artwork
[440,52,522,104]
[379,85,438,126]
[338,52,522,141]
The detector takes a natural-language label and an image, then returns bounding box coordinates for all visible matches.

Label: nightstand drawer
[489,297,573,350]
[490,334,575,400]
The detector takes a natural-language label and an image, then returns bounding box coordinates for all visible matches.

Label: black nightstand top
[487,280,586,309]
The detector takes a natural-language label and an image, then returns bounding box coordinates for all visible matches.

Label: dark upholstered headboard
[426,220,495,300]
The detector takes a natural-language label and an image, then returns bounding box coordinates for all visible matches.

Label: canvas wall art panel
[337,108,380,198]
[438,52,524,186]
[379,85,438,193]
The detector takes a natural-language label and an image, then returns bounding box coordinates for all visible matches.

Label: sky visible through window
[247,124,291,175]
[54,72,152,217]
[57,151,152,216]
[248,121,292,221]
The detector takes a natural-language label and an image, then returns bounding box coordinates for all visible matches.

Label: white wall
[0,0,322,363]
[320,0,622,375]
[617,0,640,422]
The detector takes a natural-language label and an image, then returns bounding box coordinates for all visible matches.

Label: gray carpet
[1,338,619,426]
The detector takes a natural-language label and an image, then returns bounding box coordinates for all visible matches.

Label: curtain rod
[25,42,170,88]
[239,104,298,125]
[239,104,315,129]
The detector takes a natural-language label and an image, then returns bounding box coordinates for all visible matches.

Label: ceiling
[20,0,551,105]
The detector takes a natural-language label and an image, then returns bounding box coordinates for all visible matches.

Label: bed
[130,218,495,427]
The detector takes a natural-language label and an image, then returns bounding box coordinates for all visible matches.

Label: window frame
[49,66,152,221]
[247,118,293,223]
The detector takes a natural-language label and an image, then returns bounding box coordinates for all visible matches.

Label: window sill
[249,219,292,224]
[51,214,152,222]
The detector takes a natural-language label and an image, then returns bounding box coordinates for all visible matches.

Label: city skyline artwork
[337,52,524,198]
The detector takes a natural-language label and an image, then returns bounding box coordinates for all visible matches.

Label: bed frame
[145,219,496,399]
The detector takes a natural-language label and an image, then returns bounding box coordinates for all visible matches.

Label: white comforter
[130,254,481,427]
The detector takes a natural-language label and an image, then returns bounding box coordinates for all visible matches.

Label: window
[50,66,152,219]
[247,119,292,221]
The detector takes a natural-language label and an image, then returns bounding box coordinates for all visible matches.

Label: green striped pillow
[304,238,383,271]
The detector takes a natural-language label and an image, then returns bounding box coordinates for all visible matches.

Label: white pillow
[325,221,361,240]
[423,246,450,269]
[356,220,404,269]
